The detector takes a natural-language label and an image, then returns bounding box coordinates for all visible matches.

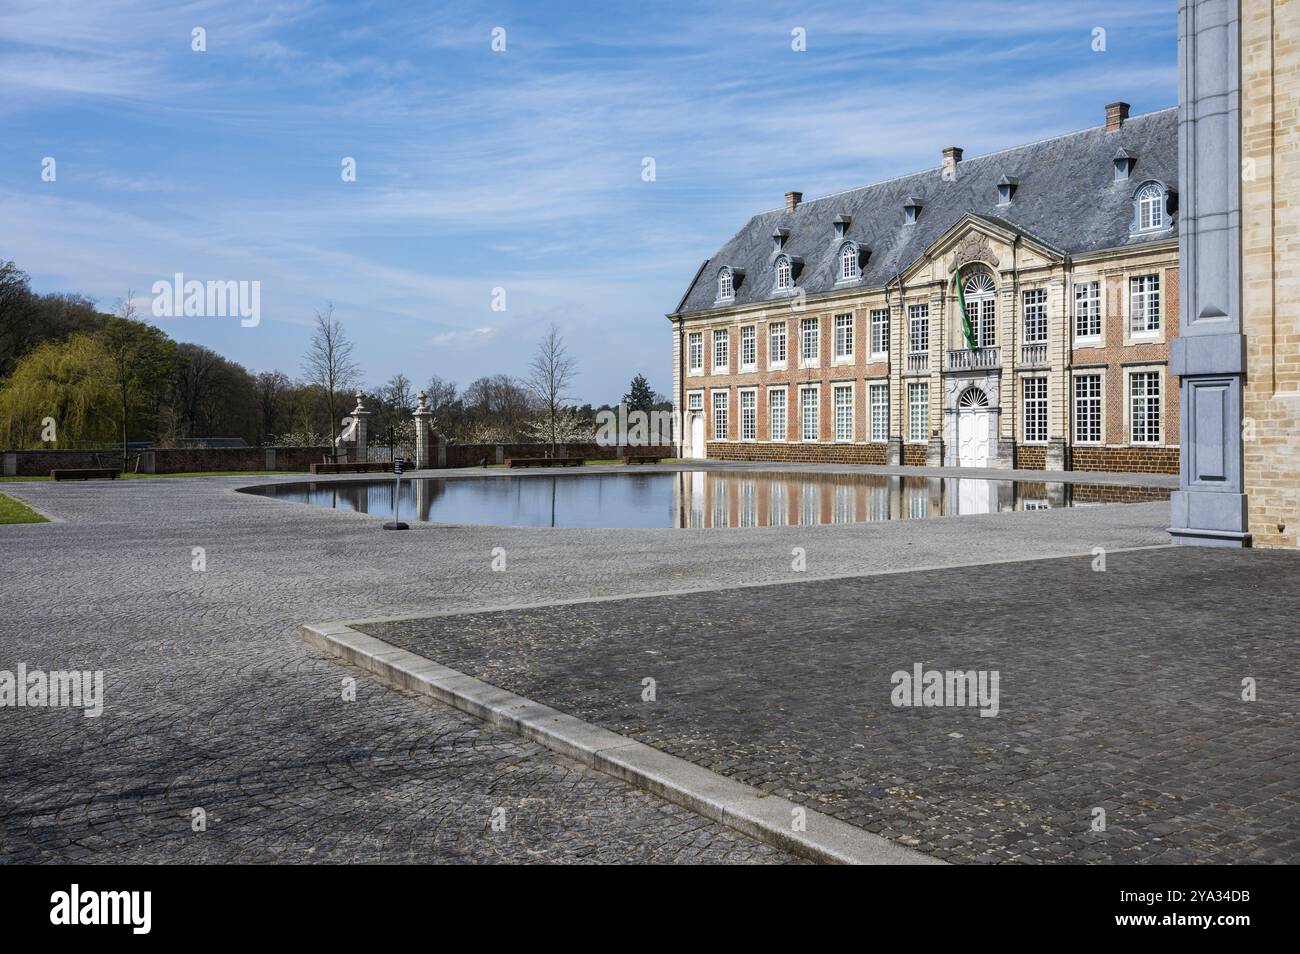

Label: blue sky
[1,0,1177,403]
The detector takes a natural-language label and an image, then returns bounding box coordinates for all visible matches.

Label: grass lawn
[0,492,48,524]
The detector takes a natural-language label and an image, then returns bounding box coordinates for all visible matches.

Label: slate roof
[672,107,1178,316]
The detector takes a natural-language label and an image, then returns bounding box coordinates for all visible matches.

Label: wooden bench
[50,468,121,481]
[504,457,584,469]
[624,454,664,465]
[309,462,393,475]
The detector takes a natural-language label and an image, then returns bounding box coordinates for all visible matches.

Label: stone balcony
[1020,342,1049,366]
[945,346,1000,372]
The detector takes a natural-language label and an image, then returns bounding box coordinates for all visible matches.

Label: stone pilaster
[885,437,903,465]
[349,392,371,464]
[412,390,434,470]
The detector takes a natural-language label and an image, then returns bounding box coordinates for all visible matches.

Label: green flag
[955,264,978,350]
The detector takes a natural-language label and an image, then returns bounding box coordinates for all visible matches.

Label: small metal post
[383,456,409,530]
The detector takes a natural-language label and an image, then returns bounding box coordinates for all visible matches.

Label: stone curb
[303,620,945,866]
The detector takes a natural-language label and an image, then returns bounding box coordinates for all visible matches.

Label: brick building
[668,103,1181,475]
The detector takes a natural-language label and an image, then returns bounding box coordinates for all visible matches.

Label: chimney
[1105,101,1130,131]
[941,146,963,179]
[784,191,803,212]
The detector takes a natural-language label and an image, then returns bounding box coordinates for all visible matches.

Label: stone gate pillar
[413,390,434,469]
[349,392,371,464]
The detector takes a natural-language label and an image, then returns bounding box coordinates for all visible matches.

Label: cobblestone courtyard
[1,465,1196,863]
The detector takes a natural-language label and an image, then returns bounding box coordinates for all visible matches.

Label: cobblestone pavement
[1,467,1172,863]
[361,547,1300,865]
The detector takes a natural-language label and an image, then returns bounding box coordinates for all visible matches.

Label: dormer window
[771,228,789,253]
[903,196,922,224]
[833,214,851,239]
[718,267,734,301]
[997,175,1018,206]
[1135,182,1166,231]
[775,255,792,291]
[838,242,859,282]
[1113,148,1136,181]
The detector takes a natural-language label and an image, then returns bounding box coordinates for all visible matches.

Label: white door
[690,413,706,459]
[956,388,991,467]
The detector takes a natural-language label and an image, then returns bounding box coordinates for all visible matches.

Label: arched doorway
[689,412,706,459]
[956,386,991,468]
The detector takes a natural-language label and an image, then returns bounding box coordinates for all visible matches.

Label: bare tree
[255,370,291,444]
[525,323,577,457]
[302,304,361,448]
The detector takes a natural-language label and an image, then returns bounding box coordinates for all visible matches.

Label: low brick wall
[902,445,926,467]
[1072,446,1180,475]
[706,442,888,465]
[439,443,674,468]
[2,446,329,476]
[1016,446,1047,470]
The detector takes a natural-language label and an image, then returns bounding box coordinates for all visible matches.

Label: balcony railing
[906,352,929,373]
[945,346,1000,371]
[1020,342,1048,366]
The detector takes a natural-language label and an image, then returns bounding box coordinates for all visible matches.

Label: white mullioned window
[687,332,703,372]
[834,313,854,360]
[1130,274,1161,334]
[775,256,792,290]
[908,304,928,354]
[833,484,853,523]
[1129,370,1161,444]
[1022,288,1047,344]
[687,390,703,412]
[869,382,889,441]
[740,479,757,527]
[833,383,853,442]
[768,321,787,365]
[711,476,728,528]
[870,308,889,357]
[1073,374,1102,443]
[1023,376,1048,443]
[740,325,756,370]
[907,381,928,443]
[712,390,729,440]
[839,243,859,281]
[739,389,756,441]
[718,268,733,300]
[713,328,729,371]
[800,317,819,363]
[800,386,819,441]
[963,272,997,348]
[769,480,788,527]
[1137,184,1165,231]
[1074,281,1101,340]
[768,388,787,442]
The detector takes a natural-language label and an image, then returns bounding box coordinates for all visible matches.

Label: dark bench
[309,462,393,475]
[624,454,665,464]
[504,457,584,469]
[50,468,121,481]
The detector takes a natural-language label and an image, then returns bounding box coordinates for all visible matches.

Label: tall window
[768,388,787,442]
[1023,376,1048,443]
[800,386,819,441]
[775,256,792,290]
[687,332,703,371]
[908,304,929,354]
[869,383,889,441]
[1130,371,1161,444]
[740,325,756,370]
[1137,184,1165,231]
[740,390,756,441]
[963,272,997,347]
[907,381,928,443]
[713,328,729,371]
[839,243,859,281]
[833,384,853,441]
[870,309,889,357]
[1022,288,1047,343]
[1073,374,1102,443]
[712,390,728,440]
[834,313,854,360]
[1074,281,1101,340]
[800,317,820,363]
[1130,274,1161,334]
[718,268,733,301]
[769,322,787,365]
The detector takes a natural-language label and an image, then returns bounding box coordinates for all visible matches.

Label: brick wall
[440,443,674,468]
[706,442,887,465]
[1071,445,1179,475]
[1016,446,1046,470]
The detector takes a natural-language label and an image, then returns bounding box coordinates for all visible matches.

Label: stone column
[413,390,434,470]
[1170,0,1250,546]
[349,392,371,464]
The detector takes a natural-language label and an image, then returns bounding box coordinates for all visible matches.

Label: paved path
[1,466,1174,863]
[362,546,1300,864]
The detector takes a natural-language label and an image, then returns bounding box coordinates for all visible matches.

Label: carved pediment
[950,233,1001,272]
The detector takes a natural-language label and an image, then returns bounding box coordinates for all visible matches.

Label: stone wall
[2,446,329,477]
[705,442,887,465]
[439,443,674,468]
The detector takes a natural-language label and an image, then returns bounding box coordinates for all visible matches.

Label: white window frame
[832,382,854,442]
[740,325,756,372]
[768,321,787,369]
[686,389,704,413]
[718,268,734,302]
[869,308,889,359]
[799,384,820,442]
[1127,367,1162,445]
[907,381,928,443]
[839,242,859,282]
[868,381,889,442]
[1071,372,1103,445]
[712,328,729,373]
[908,304,929,355]
[833,313,854,364]
[1129,274,1161,337]
[1137,184,1165,231]
[687,331,703,373]
[768,387,787,443]
[738,388,757,442]
[1073,280,1102,343]
[1022,375,1048,444]
[775,256,792,291]
[1022,288,1048,344]
[711,389,729,441]
[799,317,820,368]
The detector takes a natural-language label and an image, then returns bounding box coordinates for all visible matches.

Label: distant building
[668,102,1180,475]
